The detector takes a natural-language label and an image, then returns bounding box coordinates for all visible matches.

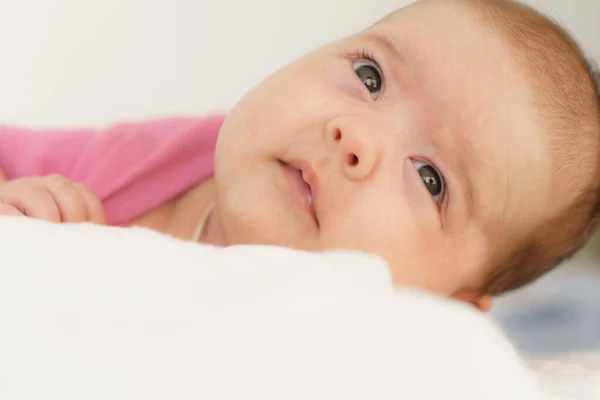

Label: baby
[1,0,599,311]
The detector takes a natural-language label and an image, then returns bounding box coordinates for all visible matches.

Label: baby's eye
[353,59,383,100]
[412,160,445,203]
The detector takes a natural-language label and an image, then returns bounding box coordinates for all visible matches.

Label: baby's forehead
[365,3,535,138]
[369,3,511,74]
[373,0,478,32]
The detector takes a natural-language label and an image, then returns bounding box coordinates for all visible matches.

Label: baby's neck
[196,202,227,246]
[167,177,221,243]
[131,176,226,245]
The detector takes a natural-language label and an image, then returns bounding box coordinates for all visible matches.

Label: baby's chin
[225,227,317,251]
[217,199,317,250]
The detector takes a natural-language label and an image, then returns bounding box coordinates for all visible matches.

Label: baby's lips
[285,158,321,227]
[287,160,319,197]
[292,158,318,187]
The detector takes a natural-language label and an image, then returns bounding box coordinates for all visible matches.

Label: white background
[0,0,597,127]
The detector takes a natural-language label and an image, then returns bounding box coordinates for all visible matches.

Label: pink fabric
[0,115,225,225]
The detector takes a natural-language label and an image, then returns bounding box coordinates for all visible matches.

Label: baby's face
[215,0,554,297]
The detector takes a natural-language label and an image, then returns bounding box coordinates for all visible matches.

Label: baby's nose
[327,123,380,181]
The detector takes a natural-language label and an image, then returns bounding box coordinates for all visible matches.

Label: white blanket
[0,217,597,399]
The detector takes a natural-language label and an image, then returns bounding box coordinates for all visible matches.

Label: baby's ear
[451,291,493,312]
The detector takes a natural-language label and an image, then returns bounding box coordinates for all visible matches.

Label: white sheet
[526,353,600,399]
[0,217,595,399]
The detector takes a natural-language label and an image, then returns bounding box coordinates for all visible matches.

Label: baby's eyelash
[353,49,378,64]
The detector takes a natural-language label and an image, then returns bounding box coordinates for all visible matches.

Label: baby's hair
[462,0,600,294]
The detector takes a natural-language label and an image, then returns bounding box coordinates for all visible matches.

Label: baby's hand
[0,171,106,224]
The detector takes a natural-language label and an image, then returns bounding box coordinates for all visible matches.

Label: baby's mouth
[278,160,319,228]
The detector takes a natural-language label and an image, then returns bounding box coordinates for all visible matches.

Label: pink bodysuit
[0,114,226,226]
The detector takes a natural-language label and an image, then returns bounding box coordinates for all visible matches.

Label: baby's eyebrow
[361,32,405,63]
[457,156,476,220]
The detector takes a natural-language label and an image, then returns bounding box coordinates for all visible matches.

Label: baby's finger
[3,186,62,222]
[0,169,8,183]
[44,176,88,223]
[0,203,25,217]
[73,183,106,224]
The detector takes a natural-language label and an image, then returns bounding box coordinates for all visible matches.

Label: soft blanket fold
[0,217,596,399]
